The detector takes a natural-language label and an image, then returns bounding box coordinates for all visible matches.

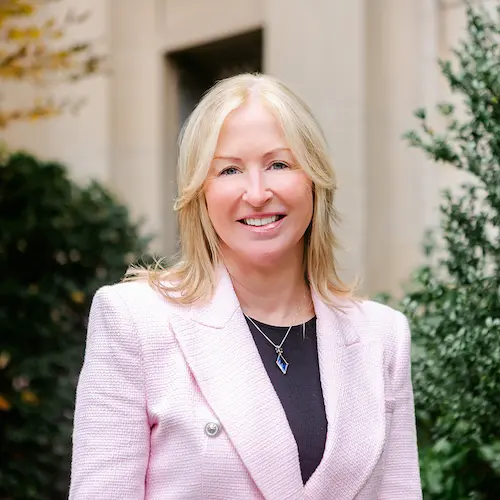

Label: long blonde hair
[125,73,355,304]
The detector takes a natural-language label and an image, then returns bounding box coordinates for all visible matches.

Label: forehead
[224,98,276,125]
[215,99,288,152]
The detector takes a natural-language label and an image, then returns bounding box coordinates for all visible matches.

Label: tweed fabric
[69,268,422,500]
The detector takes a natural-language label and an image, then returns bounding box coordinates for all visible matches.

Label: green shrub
[395,4,500,499]
[0,151,150,499]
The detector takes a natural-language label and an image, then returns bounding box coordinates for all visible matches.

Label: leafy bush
[395,4,500,499]
[0,151,149,499]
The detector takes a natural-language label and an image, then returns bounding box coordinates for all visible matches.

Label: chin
[222,238,304,269]
[239,247,291,268]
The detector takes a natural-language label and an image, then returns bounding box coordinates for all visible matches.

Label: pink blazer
[69,268,422,499]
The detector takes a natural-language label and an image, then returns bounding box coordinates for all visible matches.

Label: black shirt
[245,316,327,484]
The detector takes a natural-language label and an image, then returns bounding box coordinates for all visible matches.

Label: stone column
[365,0,440,295]
[109,0,174,254]
[265,0,366,285]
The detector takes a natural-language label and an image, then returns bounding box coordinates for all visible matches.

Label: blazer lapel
[304,296,387,500]
[169,268,305,500]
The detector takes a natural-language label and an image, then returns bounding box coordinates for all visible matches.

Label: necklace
[245,315,306,375]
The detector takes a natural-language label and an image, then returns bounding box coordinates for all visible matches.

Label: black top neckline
[246,315,317,332]
[245,315,327,484]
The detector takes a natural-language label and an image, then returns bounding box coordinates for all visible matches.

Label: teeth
[243,215,280,226]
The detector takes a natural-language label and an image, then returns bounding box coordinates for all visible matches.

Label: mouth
[238,214,286,227]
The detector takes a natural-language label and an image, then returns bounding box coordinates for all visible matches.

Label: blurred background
[2,0,474,295]
[1,0,500,499]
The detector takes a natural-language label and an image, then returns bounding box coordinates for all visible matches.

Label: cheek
[204,181,238,224]
[291,176,314,230]
[282,173,313,212]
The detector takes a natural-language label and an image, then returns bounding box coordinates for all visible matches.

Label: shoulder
[92,280,163,307]
[342,299,408,331]
[96,279,169,303]
[331,299,413,391]
[90,280,186,329]
[349,299,412,372]
[338,298,411,351]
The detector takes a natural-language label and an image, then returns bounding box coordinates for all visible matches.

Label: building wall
[265,0,366,286]
[2,0,111,185]
[3,0,494,295]
[365,0,440,294]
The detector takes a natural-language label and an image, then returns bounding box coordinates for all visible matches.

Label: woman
[69,73,422,499]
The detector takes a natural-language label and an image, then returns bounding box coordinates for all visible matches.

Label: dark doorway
[168,29,263,129]
[163,29,263,250]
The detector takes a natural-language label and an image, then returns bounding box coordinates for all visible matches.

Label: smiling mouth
[238,215,286,227]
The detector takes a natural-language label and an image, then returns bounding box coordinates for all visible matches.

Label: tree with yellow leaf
[0,0,106,128]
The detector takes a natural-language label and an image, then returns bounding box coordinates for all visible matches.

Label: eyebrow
[213,147,292,162]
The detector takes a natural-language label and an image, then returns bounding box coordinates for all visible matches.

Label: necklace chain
[244,297,307,375]
[245,316,293,353]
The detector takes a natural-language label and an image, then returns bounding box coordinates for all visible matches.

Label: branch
[0,95,85,128]
[0,42,105,83]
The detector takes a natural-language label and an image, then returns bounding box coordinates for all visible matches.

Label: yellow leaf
[26,27,41,38]
[0,395,11,411]
[21,390,39,405]
[0,352,11,369]
[71,290,85,304]
[19,4,35,16]
[6,28,22,40]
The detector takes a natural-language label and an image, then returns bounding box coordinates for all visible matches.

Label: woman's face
[204,99,313,269]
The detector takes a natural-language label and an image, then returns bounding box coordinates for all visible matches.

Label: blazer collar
[170,266,386,500]
[186,265,240,329]
[186,264,361,346]
[303,295,386,499]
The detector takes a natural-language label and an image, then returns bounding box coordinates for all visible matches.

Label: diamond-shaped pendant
[276,353,289,375]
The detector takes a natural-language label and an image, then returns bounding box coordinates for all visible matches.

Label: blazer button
[205,422,221,437]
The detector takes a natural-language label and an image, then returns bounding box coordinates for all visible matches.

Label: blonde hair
[125,73,355,305]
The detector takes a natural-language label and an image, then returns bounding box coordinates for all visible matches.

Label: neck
[222,246,313,326]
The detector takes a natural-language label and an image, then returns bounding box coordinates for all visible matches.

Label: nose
[242,170,273,207]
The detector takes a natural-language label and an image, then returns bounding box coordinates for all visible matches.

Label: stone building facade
[4,0,491,295]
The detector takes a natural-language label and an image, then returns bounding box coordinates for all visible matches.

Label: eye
[269,161,290,171]
[219,167,240,176]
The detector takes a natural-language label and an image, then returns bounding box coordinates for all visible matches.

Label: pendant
[276,353,289,375]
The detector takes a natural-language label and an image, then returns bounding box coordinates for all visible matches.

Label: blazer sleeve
[69,286,150,500]
[378,310,423,499]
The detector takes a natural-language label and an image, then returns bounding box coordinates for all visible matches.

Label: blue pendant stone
[276,354,289,375]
